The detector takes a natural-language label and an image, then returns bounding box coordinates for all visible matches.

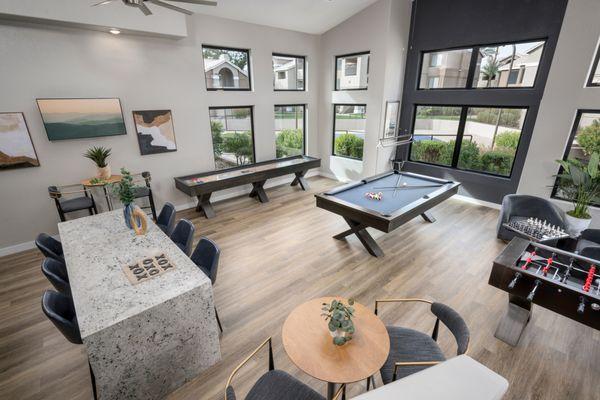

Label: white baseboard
[454,194,501,210]
[0,233,61,258]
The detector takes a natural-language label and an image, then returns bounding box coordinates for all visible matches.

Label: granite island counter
[58,210,221,399]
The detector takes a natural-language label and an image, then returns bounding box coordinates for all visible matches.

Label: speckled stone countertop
[58,210,211,339]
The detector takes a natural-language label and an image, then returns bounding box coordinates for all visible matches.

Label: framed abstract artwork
[36,98,126,141]
[383,101,400,139]
[132,110,177,155]
[0,112,40,170]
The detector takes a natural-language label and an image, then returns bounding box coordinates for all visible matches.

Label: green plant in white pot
[556,152,600,236]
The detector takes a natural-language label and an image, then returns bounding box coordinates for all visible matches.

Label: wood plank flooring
[1,176,598,400]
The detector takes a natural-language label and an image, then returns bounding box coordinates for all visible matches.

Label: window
[472,40,545,88]
[274,105,305,158]
[458,107,526,176]
[587,45,600,87]
[202,45,251,90]
[410,106,461,166]
[335,52,369,90]
[409,105,527,177]
[333,104,366,160]
[209,106,255,170]
[552,111,600,204]
[419,48,472,89]
[273,54,305,91]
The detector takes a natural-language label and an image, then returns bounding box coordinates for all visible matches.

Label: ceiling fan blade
[92,0,117,6]
[166,0,217,5]
[138,2,153,15]
[148,0,193,15]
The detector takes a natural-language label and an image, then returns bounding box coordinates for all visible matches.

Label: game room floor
[1,176,599,400]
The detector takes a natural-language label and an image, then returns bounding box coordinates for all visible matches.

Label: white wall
[0,14,321,250]
[317,0,412,182]
[517,0,600,224]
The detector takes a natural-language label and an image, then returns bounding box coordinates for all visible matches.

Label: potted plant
[113,168,142,229]
[84,146,112,179]
[556,152,600,235]
[321,298,355,346]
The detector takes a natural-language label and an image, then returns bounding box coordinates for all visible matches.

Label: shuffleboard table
[315,170,460,257]
[175,155,320,218]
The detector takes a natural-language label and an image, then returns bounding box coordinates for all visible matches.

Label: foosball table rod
[527,279,541,302]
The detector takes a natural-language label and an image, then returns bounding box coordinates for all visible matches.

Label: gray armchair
[497,195,567,242]
[575,229,600,255]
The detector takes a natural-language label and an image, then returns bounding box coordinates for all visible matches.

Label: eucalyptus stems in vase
[113,168,141,229]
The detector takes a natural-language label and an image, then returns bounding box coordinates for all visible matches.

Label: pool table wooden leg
[334,218,384,257]
[249,180,269,203]
[421,211,436,223]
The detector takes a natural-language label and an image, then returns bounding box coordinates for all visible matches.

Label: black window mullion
[450,107,468,167]
[465,46,480,88]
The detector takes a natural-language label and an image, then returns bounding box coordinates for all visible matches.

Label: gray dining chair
[156,202,176,235]
[170,219,195,256]
[191,237,222,332]
[41,258,70,296]
[35,233,65,264]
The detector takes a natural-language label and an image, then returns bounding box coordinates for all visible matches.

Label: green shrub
[222,131,253,165]
[495,130,521,150]
[334,133,364,159]
[577,119,600,157]
[276,129,303,158]
[210,121,224,156]
[480,150,514,176]
[455,140,482,170]
[410,140,451,164]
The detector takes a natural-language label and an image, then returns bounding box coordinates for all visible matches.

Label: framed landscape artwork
[0,112,40,170]
[37,98,126,141]
[383,101,400,139]
[133,110,177,155]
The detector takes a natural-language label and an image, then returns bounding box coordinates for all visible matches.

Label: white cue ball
[403,182,407,186]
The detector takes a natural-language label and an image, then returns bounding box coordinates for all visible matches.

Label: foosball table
[489,237,600,346]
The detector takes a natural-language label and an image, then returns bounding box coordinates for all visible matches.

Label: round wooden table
[282,297,390,399]
[81,175,122,211]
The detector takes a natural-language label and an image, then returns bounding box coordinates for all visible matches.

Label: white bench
[351,355,508,400]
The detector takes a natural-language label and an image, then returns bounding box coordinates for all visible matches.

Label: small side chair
[191,237,223,332]
[35,233,65,264]
[133,171,158,221]
[371,298,470,387]
[41,258,70,296]
[48,185,98,222]
[225,337,344,400]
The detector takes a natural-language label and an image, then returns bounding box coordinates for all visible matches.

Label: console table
[58,211,221,399]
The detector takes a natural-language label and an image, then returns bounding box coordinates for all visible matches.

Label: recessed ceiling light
[109,28,121,35]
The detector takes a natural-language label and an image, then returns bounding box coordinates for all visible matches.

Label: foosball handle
[577,296,586,314]
[508,272,522,290]
[527,279,541,302]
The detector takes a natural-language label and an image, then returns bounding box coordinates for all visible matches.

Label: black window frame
[551,109,600,204]
[417,38,548,91]
[334,51,370,91]
[408,104,529,178]
[587,44,600,87]
[332,103,367,161]
[272,53,306,92]
[208,105,257,171]
[274,103,307,158]
[202,44,252,92]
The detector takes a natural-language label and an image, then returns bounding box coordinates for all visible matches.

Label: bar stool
[48,185,98,222]
[41,258,70,296]
[170,219,195,256]
[35,233,65,264]
[190,237,223,332]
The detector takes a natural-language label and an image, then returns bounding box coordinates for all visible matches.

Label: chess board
[503,218,570,243]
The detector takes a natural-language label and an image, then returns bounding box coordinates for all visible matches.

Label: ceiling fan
[92,0,217,16]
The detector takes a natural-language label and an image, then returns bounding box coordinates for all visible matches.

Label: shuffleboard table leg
[334,218,384,257]
[494,294,532,346]
[196,194,216,219]
[421,211,436,223]
[291,170,310,190]
[249,180,269,203]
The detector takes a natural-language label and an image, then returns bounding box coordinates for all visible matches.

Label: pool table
[315,170,460,257]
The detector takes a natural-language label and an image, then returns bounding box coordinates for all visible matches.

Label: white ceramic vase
[97,164,111,180]
[565,213,592,236]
